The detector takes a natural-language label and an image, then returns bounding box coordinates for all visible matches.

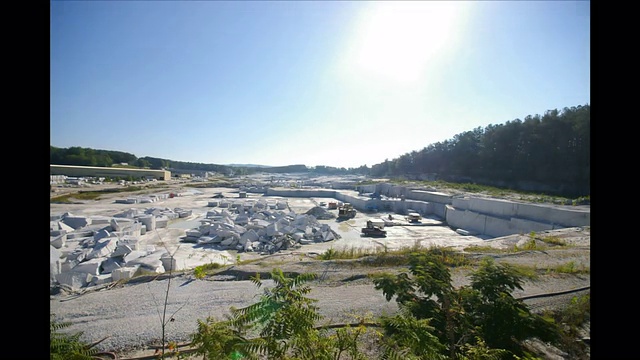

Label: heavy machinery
[361,220,387,237]
[406,212,422,223]
[337,203,357,219]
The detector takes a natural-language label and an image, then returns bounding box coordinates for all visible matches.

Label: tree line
[50,104,589,197]
[370,104,589,197]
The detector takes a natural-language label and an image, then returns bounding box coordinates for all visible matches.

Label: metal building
[50,165,171,181]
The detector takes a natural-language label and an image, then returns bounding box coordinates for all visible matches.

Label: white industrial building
[50,165,171,181]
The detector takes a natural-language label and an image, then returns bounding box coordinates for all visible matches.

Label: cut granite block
[117,222,142,237]
[322,231,335,242]
[61,260,79,273]
[111,266,140,282]
[50,245,63,282]
[114,208,141,218]
[220,237,236,247]
[186,229,202,238]
[266,223,279,237]
[90,274,113,286]
[155,217,169,228]
[111,244,133,257]
[71,257,105,275]
[127,256,165,273]
[110,217,135,231]
[123,250,147,263]
[197,235,220,244]
[50,229,67,237]
[182,236,199,244]
[51,214,64,221]
[100,257,122,274]
[119,235,140,250]
[62,216,92,230]
[241,229,259,243]
[90,216,113,225]
[50,233,67,249]
[87,237,118,259]
[244,241,254,252]
[137,215,156,231]
[56,272,91,289]
[58,221,75,233]
[177,209,192,218]
[161,253,185,272]
[93,229,111,242]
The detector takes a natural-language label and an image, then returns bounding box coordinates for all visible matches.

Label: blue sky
[50,1,590,169]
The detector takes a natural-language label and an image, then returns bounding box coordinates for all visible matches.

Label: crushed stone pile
[305,206,337,220]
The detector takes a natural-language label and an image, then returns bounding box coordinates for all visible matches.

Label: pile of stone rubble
[50,195,341,293]
[183,207,340,253]
[305,206,337,220]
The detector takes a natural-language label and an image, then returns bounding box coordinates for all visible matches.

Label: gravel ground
[50,229,590,358]
[50,275,400,355]
[50,182,590,359]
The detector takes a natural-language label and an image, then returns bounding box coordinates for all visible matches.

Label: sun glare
[347,1,466,84]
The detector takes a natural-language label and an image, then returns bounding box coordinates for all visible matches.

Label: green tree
[373,252,462,358]
[377,306,448,360]
[191,268,373,360]
[290,323,369,360]
[231,269,321,358]
[191,315,250,360]
[373,254,560,359]
[136,158,151,168]
[463,258,558,354]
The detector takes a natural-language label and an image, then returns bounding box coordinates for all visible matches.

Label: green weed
[547,261,590,275]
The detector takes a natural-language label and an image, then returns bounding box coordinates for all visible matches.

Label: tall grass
[547,261,590,275]
[317,243,472,268]
[50,186,153,203]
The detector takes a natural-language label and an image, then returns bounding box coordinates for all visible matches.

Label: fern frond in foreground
[50,314,97,360]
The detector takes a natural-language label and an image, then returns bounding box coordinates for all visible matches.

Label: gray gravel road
[50,274,401,356]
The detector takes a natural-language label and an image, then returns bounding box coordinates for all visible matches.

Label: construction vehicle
[406,212,422,223]
[337,203,357,219]
[361,220,387,237]
[327,201,338,210]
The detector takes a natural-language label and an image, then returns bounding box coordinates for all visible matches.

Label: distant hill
[226,164,271,168]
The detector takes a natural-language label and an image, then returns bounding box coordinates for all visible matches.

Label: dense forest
[51,104,589,197]
[370,105,590,197]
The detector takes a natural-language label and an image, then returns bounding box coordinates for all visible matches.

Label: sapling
[147,230,190,358]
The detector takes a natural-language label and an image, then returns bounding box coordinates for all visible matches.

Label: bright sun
[347,1,466,84]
